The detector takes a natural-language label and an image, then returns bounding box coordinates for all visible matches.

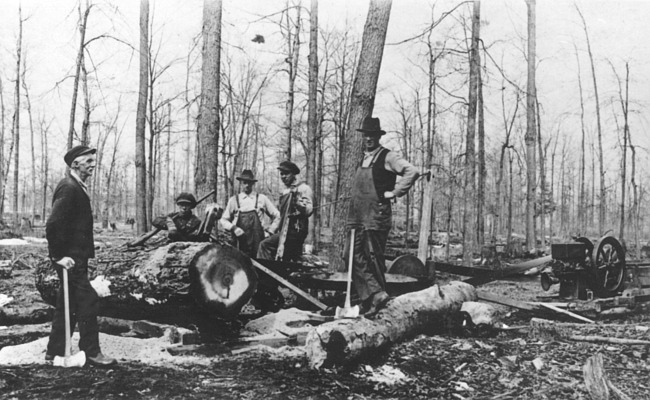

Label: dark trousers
[344,229,389,304]
[257,232,305,261]
[46,259,100,357]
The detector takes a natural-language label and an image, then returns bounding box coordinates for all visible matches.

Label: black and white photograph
[0,0,649,398]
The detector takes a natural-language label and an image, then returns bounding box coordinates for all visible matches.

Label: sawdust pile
[0,332,212,367]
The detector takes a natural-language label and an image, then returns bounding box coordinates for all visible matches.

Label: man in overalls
[257,161,313,261]
[220,169,280,258]
[346,116,420,315]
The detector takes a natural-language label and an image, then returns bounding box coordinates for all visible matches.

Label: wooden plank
[537,302,595,324]
[251,259,328,311]
[477,292,539,311]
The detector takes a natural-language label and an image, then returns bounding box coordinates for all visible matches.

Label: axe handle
[275,191,294,260]
[251,259,327,311]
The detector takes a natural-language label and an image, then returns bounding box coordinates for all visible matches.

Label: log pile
[305,281,477,369]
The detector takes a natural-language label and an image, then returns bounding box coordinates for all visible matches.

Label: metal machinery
[541,235,650,306]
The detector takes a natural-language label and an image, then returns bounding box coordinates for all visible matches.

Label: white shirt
[220,191,281,232]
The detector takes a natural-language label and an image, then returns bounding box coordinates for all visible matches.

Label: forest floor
[1,225,649,399]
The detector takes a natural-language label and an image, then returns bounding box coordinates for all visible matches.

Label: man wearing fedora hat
[346,116,420,315]
[220,169,280,258]
[152,192,203,242]
[45,145,117,366]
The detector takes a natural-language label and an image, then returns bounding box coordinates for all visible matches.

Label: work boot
[44,353,56,361]
[87,352,117,366]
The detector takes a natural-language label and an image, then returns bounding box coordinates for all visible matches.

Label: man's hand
[383,191,395,200]
[295,198,309,214]
[168,227,178,238]
[233,227,245,237]
[56,257,75,270]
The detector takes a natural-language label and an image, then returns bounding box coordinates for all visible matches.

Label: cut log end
[189,244,257,318]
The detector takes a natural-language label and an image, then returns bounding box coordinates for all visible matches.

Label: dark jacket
[46,174,95,260]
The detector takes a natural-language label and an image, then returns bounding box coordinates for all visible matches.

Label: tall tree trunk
[135,0,150,234]
[496,88,518,240]
[536,98,546,249]
[21,60,37,224]
[574,44,587,235]
[329,0,392,272]
[195,0,222,206]
[13,5,23,227]
[477,66,485,248]
[67,1,91,149]
[282,1,301,161]
[40,119,50,223]
[81,57,90,146]
[166,103,171,212]
[524,0,537,252]
[611,61,630,243]
[306,0,319,252]
[462,0,480,266]
[576,6,605,235]
[0,77,5,218]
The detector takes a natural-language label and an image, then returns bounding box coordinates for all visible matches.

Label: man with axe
[257,160,313,261]
[45,145,116,366]
[346,116,420,316]
[255,161,313,312]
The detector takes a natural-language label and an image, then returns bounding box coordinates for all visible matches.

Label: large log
[305,281,477,369]
[35,242,257,322]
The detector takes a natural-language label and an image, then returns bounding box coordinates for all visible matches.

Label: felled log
[35,242,258,322]
[305,281,477,369]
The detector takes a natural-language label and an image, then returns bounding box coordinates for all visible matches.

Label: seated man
[152,192,202,242]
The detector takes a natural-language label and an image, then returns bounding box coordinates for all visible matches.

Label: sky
[1,0,649,184]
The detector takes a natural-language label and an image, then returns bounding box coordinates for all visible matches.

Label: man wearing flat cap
[257,161,313,262]
[152,192,203,242]
[45,145,116,366]
[220,169,280,258]
[346,116,419,315]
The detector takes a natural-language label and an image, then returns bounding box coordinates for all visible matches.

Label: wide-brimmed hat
[64,145,96,166]
[175,192,197,207]
[277,160,300,175]
[236,169,257,182]
[356,116,386,136]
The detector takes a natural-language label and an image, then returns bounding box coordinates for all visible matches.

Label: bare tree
[135,0,149,234]
[280,0,302,161]
[609,61,630,243]
[12,5,24,226]
[524,0,537,251]
[195,0,222,204]
[305,0,320,251]
[576,5,605,235]
[462,0,480,266]
[330,0,392,271]
[67,0,91,149]
[39,117,52,222]
[21,55,37,224]
[0,77,4,219]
